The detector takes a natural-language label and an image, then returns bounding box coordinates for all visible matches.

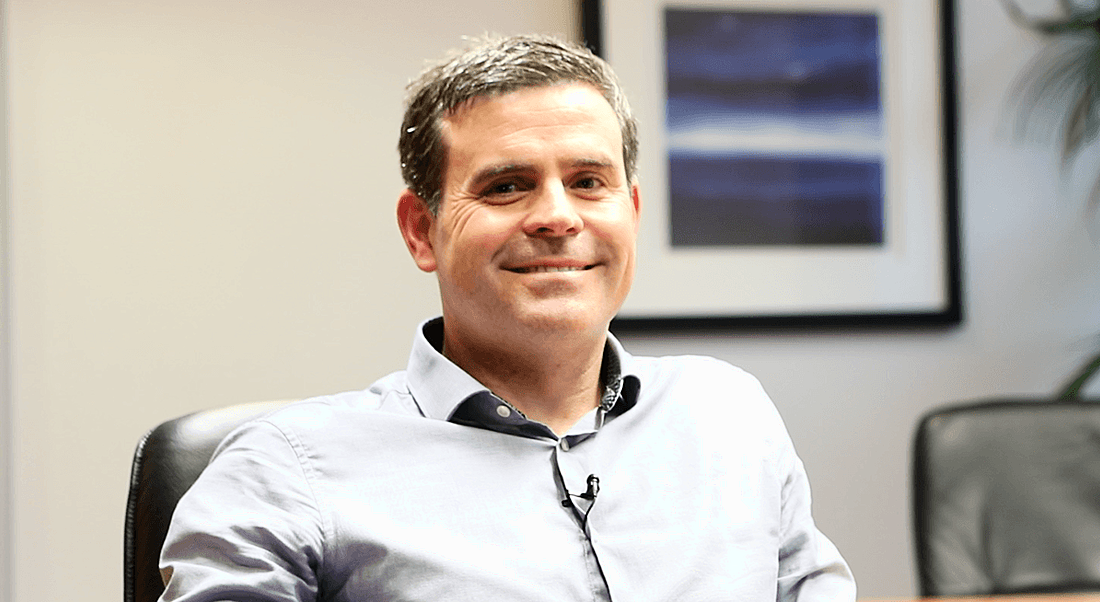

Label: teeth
[515,266,586,273]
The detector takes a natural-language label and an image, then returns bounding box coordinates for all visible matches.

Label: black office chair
[124,400,293,602]
[912,397,1100,596]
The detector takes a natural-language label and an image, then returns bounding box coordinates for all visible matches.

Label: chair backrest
[124,400,293,602]
[913,399,1100,597]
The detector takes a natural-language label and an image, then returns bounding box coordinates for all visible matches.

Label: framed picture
[583,0,961,330]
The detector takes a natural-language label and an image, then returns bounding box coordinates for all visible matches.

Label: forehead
[440,83,622,167]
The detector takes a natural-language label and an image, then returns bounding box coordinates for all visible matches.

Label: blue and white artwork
[665,8,885,247]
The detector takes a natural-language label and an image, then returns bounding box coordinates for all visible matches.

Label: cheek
[437,211,516,273]
[590,209,639,255]
[463,209,522,249]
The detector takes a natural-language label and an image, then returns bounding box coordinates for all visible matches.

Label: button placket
[549,444,611,600]
[554,440,591,508]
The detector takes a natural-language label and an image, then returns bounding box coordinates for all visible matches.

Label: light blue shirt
[160,318,855,601]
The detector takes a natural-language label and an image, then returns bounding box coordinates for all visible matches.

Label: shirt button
[560,439,571,452]
[496,404,512,418]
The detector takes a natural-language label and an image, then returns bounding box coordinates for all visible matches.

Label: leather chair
[912,398,1100,596]
[124,400,293,602]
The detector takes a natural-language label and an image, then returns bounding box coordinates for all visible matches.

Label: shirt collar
[405,317,640,436]
[405,317,488,422]
[598,334,639,419]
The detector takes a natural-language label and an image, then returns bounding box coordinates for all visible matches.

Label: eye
[571,175,606,194]
[479,178,533,202]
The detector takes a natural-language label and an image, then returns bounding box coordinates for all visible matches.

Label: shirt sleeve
[158,420,325,602]
[775,448,857,602]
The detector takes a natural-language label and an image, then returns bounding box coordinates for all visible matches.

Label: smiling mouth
[506,265,595,274]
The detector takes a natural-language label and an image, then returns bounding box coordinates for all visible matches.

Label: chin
[513,303,613,337]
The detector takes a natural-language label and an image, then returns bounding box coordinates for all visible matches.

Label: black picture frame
[583,0,962,332]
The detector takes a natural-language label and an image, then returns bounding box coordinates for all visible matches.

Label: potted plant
[1000,0,1100,398]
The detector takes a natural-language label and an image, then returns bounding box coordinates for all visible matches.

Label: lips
[506,264,595,274]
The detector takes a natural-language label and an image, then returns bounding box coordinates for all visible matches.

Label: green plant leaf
[1058,348,1100,399]
[1001,0,1100,220]
[1001,0,1100,36]
[1063,83,1093,159]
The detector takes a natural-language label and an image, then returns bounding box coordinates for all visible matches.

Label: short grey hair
[398,34,639,215]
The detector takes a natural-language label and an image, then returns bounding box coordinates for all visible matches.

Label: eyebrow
[570,158,615,171]
[468,158,616,189]
[468,163,535,190]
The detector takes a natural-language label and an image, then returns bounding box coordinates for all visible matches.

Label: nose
[522,181,583,237]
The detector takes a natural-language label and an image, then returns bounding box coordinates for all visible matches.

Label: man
[160,34,856,601]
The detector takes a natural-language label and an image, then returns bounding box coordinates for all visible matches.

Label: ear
[397,189,438,273]
[630,182,642,231]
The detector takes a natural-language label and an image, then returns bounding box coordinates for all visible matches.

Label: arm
[775,450,856,602]
[159,420,325,602]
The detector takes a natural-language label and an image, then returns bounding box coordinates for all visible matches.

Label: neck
[442,326,607,436]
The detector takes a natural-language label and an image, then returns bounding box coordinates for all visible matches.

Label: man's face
[401,83,640,348]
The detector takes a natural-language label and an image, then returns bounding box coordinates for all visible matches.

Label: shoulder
[630,353,770,405]
[641,353,756,379]
[214,369,422,454]
[627,353,789,442]
[278,369,417,419]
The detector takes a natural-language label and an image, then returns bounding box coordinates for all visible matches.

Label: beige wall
[4,2,575,600]
[4,1,1100,601]
[2,1,11,598]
